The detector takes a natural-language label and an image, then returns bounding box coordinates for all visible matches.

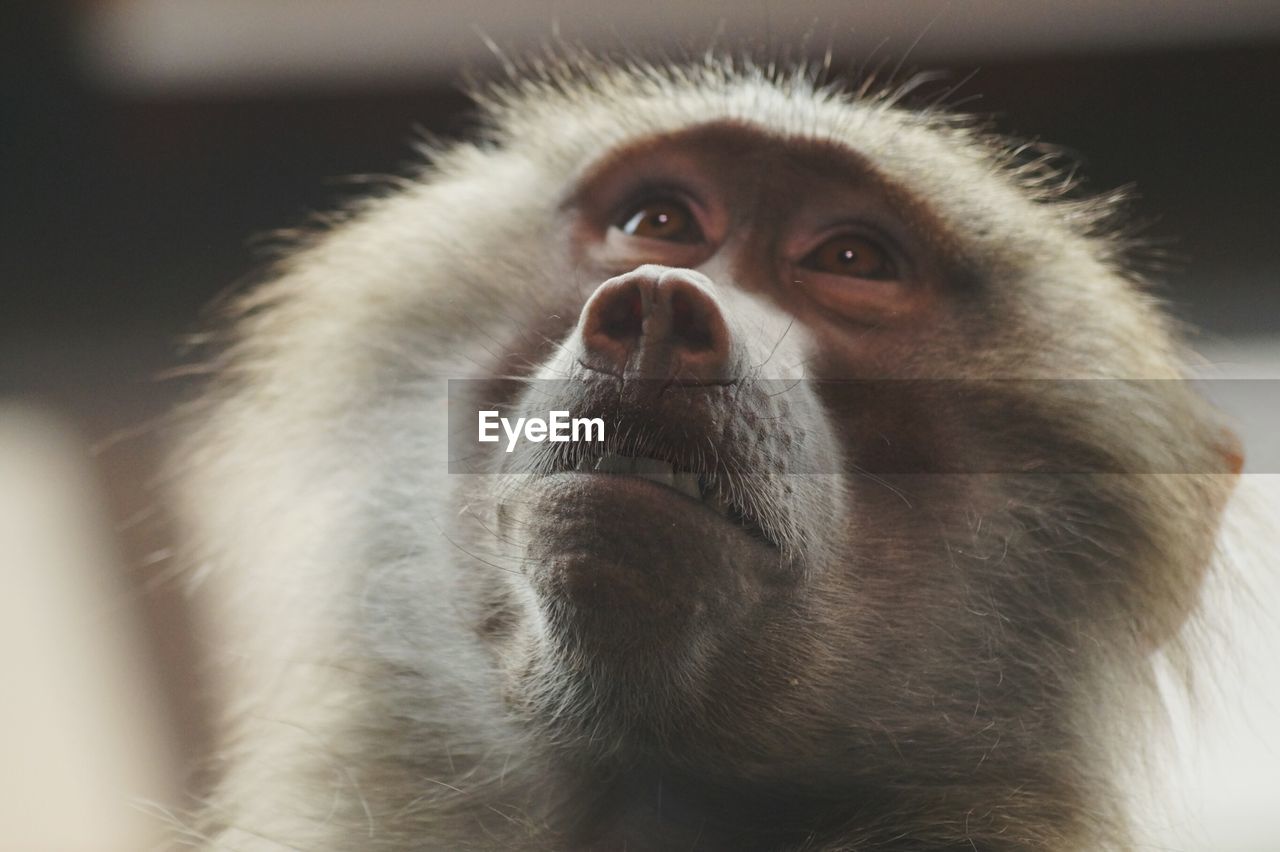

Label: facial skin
[182,59,1237,852]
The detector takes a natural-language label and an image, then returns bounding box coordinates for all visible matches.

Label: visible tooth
[590,454,700,496]
[594,454,629,474]
[672,472,701,501]
[629,457,673,488]
[629,457,674,477]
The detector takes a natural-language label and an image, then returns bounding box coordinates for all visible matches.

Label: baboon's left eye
[800,234,896,280]
[617,198,704,244]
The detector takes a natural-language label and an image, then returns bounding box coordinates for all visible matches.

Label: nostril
[597,284,645,343]
[669,286,716,352]
[580,277,651,375]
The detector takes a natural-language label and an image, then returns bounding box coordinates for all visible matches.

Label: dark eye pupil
[800,235,894,280]
[642,208,678,233]
[619,200,702,244]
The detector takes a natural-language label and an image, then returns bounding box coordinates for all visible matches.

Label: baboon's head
[196,57,1239,847]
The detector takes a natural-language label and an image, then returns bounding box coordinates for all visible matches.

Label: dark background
[5,8,1278,420]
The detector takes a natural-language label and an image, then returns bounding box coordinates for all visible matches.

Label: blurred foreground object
[1142,343,1280,850]
[1142,476,1280,850]
[0,406,176,851]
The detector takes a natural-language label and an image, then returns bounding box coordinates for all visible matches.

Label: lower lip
[548,470,705,505]
[535,472,775,545]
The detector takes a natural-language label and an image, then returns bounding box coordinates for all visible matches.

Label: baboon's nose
[579,266,733,383]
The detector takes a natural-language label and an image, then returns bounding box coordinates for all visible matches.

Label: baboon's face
[185,66,1239,850]
[427,91,1228,772]
[452,123,1045,751]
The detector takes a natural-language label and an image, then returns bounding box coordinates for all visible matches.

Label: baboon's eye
[800,234,896,280]
[618,198,704,244]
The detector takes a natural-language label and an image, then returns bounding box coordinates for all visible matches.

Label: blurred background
[1,2,1278,849]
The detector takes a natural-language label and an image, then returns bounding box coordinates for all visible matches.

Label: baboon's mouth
[563,450,778,547]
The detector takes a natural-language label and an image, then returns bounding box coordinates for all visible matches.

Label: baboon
[179,55,1239,850]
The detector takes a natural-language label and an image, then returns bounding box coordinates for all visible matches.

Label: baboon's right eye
[616,198,704,244]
